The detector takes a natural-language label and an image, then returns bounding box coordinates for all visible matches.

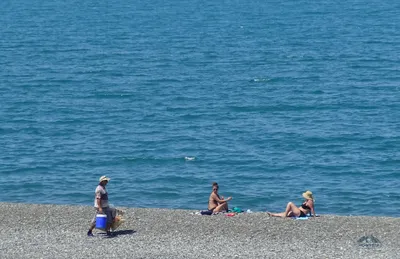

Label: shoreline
[2,200,397,218]
[1,202,399,258]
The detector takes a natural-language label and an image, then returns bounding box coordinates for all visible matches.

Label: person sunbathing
[208,182,232,213]
[267,190,316,218]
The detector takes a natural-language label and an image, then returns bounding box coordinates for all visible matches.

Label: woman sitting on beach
[267,190,316,218]
[208,182,232,213]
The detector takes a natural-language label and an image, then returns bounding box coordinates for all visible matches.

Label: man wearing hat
[87,176,115,236]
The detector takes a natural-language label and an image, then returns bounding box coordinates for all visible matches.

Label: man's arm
[95,188,103,212]
[97,198,103,213]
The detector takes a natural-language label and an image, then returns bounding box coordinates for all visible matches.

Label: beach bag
[231,207,243,213]
[111,215,125,231]
[110,208,126,231]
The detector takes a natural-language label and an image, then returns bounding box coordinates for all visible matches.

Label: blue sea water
[0,0,399,216]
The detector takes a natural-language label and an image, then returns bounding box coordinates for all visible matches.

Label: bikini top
[300,202,311,211]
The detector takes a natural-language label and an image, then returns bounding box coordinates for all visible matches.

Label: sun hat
[302,190,314,200]
[99,176,110,182]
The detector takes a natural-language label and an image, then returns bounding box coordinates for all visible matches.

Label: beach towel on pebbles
[293,216,309,220]
[200,210,213,215]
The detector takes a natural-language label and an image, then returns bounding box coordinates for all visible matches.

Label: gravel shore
[0,203,398,258]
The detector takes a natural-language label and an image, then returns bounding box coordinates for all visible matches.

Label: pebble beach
[0,203,398,259]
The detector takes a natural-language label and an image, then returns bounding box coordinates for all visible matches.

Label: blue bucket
[96,214,107,229]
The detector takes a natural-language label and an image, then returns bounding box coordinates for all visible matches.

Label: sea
[0,0,399,217]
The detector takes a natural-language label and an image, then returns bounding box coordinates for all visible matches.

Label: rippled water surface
[1,0,399,216]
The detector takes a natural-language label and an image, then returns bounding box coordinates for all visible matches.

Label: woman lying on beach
[267,190,316,218]
[208,182,232,213]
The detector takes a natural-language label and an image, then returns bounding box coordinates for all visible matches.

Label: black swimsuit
[299,202,311,217]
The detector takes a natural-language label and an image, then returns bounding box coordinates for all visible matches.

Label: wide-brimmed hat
[302,190,314,200]
[99,176,110,182]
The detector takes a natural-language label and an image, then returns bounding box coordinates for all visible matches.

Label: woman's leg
[221,202,228,211]
[267,202,301,218]
[267,211,286,217]
[213,202,228,213]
